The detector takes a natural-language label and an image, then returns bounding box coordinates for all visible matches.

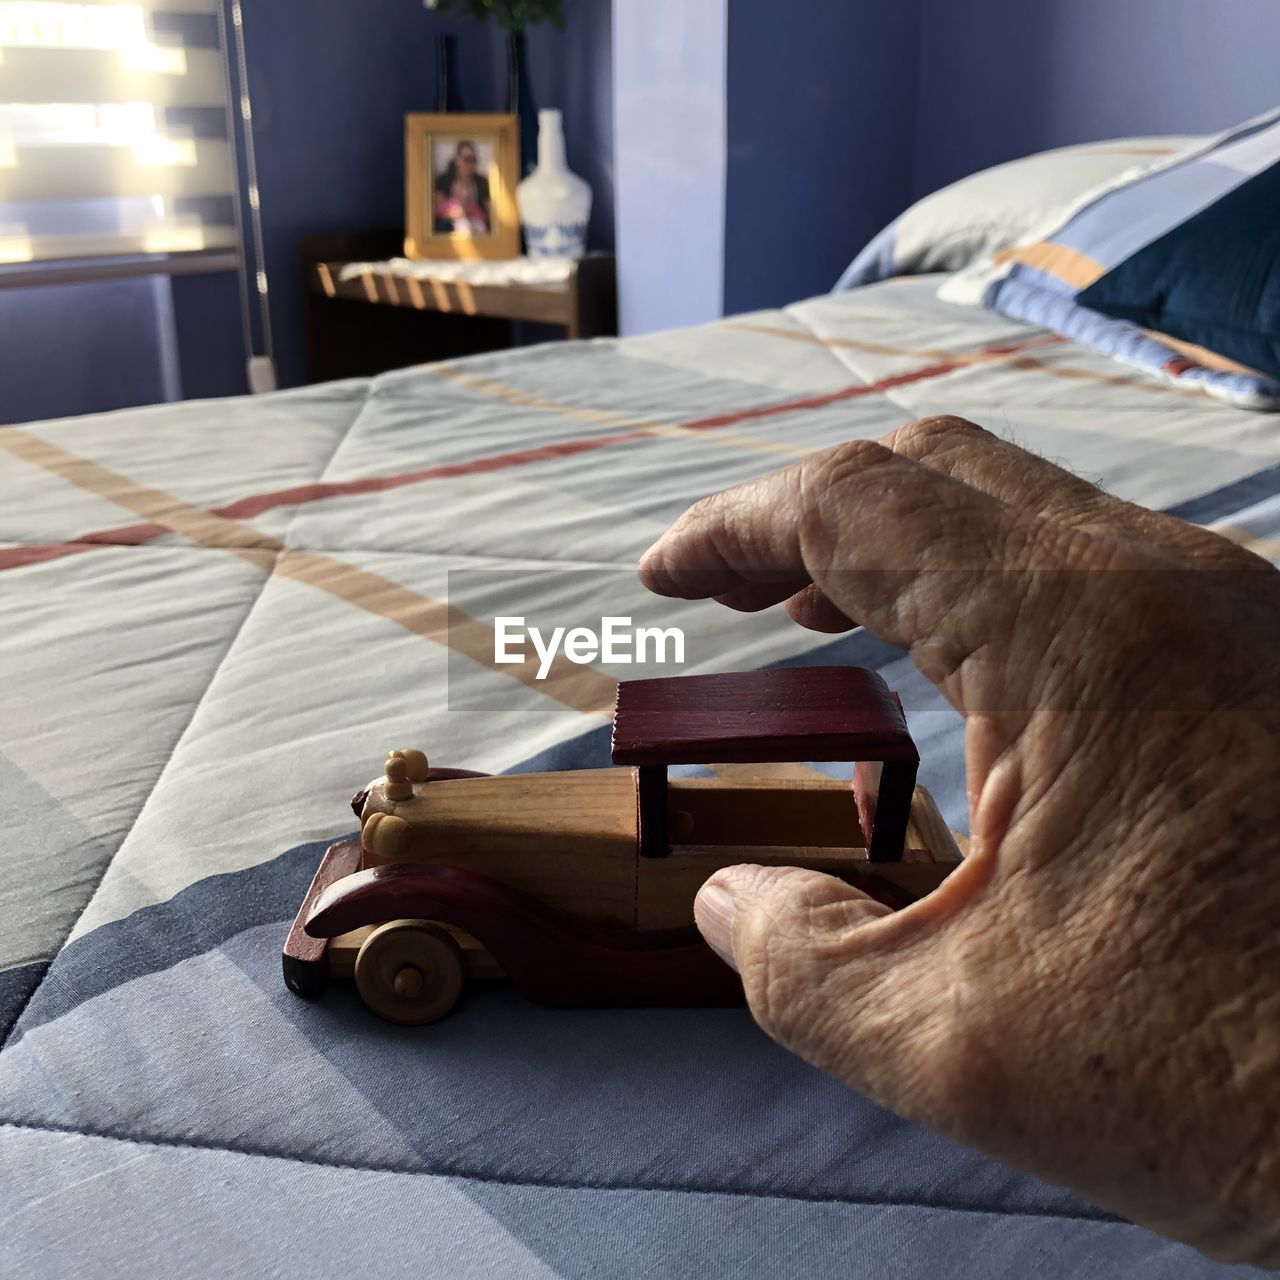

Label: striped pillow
[834,136,1199,291]
[941,107,1280,410]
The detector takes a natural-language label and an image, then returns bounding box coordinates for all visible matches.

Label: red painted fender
[305,861,744,1009]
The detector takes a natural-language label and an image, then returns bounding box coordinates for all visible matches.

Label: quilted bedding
[2,276,1279,1278]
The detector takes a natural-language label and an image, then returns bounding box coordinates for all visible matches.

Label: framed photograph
[405,113,521,261]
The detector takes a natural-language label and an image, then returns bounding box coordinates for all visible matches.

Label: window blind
[0,0,240,266]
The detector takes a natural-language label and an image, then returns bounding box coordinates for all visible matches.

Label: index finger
[639,439,1064,691]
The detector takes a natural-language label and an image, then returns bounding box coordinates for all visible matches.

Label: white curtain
[0,0,240,265]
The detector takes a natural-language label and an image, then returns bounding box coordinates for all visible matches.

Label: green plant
[426,0,567,31]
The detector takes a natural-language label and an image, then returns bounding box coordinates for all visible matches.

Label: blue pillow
[1078,159,1280,381]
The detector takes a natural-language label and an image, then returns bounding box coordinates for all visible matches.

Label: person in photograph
[433,139,491,235]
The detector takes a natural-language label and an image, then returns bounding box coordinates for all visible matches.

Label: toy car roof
[611,667,919,766]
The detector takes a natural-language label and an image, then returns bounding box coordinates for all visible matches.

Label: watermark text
[494,616,686,679]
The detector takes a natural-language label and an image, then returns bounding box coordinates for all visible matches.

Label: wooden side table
[300,230,617,384]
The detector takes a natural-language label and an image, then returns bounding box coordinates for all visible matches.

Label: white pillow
[834,136,1204,291]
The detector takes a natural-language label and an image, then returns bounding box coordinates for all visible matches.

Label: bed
[3,267,1279,1276]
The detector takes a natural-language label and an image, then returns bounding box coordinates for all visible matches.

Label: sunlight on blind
[0,0,237,264]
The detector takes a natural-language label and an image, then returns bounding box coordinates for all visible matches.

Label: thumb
[694,864,950,1108]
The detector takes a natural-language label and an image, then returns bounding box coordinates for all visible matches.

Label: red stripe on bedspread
[0,520,166,570]
[680,334,1059,432]
[0,543,97,571]
[681,361,964,431]
[3,333,1045,574]
[218,430,648,519]
[0,431,647,573]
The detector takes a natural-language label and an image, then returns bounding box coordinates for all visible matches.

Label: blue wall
[720,0,1280,320]
[525,1,616,253]
[169,270,251,403]
[0,277,178,425]
[240,0,500,389]
[912,0,1280,198]
[613,0,924,329]
[723,0,920,315]
[236,0,613,388]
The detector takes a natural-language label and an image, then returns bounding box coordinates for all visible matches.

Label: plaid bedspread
[2,277,1278,1277]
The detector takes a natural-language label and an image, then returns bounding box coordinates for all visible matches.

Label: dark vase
[505,30,538,178]
[435,34,464,112]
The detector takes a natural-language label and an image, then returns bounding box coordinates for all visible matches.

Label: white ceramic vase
[516,110,592,259]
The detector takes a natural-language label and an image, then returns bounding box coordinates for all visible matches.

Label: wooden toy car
[283,667,963,1024]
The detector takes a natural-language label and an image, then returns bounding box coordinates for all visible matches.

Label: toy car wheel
[354,920,465,1025]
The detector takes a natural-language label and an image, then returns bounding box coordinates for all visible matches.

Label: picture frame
[405,113,521,261]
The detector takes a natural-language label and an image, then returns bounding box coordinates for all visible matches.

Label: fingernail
[695,883,738,971]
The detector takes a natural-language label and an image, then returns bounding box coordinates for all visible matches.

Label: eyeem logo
[494,616,686,680]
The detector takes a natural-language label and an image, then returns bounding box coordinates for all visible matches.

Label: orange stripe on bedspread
[425,365,813,460]
[731,322,1209,401]
[425,342,1068,446]
[0,331,1093,577]
[0,430,281,555]
[273,550,616,716]
[0,429,617,716]
[727,322,1063,364]
[0,430,648,573]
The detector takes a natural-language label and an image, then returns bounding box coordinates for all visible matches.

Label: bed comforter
[2,276,1278,1278]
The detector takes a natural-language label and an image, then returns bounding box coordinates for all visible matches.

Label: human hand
[638,416,1280,1266]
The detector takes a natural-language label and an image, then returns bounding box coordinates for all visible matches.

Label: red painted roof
[611,667,918,766]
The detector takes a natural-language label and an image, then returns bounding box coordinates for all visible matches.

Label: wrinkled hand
[639,417,1280,1266]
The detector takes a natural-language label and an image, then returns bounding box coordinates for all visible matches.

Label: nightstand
[300,230,617,384]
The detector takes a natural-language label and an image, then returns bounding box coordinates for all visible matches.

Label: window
[0,0,240,267]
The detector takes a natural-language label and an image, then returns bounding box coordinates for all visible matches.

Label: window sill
[0,251,241,291]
